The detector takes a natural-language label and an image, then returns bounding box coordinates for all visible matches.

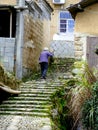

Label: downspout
[15,0,25,79]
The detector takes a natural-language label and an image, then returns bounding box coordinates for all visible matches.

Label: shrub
[82,81,98,130]
[50,79,76,130]
[0,64,20,89]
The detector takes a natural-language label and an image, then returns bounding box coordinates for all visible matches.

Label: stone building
[46,0,98,68]
[0,0,53,78]
[67,0,98,68]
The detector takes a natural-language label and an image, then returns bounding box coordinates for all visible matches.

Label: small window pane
[68,20,74,32]
[60,12,65,18]
[68,20,74,28]
[60,29,66,32]
[60,24,66,28]
[68,27,74,32]
[60,11,74,33]
[60,20,66,23]
[65,12,71,19]
[60,12,72,19]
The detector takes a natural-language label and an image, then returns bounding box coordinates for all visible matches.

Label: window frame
[59,11,74,34]
[0,9,16,38]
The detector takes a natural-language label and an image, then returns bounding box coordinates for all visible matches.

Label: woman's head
[43,47,49,51]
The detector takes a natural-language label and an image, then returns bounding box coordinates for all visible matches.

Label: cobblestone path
[0,72,71,130]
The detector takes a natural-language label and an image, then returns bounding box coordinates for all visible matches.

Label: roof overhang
[66,0,98,19]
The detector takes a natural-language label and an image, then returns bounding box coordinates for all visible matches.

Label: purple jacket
[39,50,53,63]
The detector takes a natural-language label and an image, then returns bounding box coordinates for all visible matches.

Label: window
[0,10,16,38]
[59,11,74,33]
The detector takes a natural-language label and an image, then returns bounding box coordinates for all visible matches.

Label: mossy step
[18,93,52,97]
[21,83,64,87]
[0,107,49,113]
[20,89,56,92]
[0,111,49,117]
[2,100,50,105]
[22,88,56,92]
[20,91,54,94]
[0,104,50,109]
[21,81,64,86]
[8,96,50,101]
[20,86,57,90]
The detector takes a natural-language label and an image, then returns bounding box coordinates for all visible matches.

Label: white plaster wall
[53,33,74,41]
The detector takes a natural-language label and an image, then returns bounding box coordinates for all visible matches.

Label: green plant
[50,85,75,130]
[22,71,41,82]
[0,64,20,89]
[67,61,96,129]
[82,81,98,130]
[73,60,96,86]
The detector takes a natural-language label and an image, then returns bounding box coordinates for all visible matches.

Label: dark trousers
[40,62,48,78]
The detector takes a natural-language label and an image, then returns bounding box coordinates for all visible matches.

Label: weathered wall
[0,38,15,72]
[75,4,98,35]
[50,10,59,41]
[23,14,44,74]
[0,0,53,76]
[74,3,98,59]
[47,0,79,8]
[0,0,17,5]
[74,33,87,59]
[43,19,51,48]
[0,1,17,72]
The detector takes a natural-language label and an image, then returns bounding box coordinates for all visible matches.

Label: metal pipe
[15,0,25,79]
[10,12,12,38]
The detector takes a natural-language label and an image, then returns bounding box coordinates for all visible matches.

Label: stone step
[21,80,62,84]
[0,104,50,109]
[20,89,56,93]
[20,86,57,90]
[20,88,56,92]
[8,96,50,101]
[21,81,64,86]
[18,93,52,97]
[20,91,54,94]
[23,83,64,86]
[2,100,51,105]
[0,111,49,116]
[0,107,49,113]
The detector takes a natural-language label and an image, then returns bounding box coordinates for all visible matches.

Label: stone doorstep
[5,116,52,130]
[6,116,21,130]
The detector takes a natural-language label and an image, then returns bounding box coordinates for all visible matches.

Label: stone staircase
[0,79,65,117]
[0,58,74,130]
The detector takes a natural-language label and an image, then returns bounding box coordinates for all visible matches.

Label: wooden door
[86,37,98,69]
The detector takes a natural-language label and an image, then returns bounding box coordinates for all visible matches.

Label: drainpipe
[15,0,25,79]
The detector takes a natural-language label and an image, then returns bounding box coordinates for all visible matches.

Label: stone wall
[74,33,86,59]
[23,14,44,75]
[74,32,97,59]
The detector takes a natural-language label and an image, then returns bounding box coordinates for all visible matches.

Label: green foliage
[50,85,74,130]
[22,72,41,82]
[66,60,97,129]
[82,81,98,130]
[73,60,96,87]
[0,64,20,89]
